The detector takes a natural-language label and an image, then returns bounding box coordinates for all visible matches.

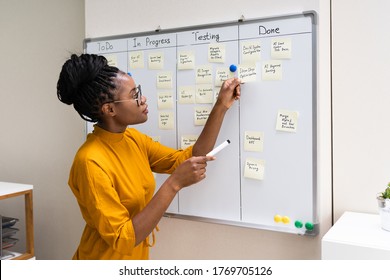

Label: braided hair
[57,54,120,122]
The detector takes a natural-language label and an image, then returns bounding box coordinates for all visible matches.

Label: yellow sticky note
[271,38,292,59]
[181,135,198,149]
[244,158,265,180]
[238,64,257,83]
[276,109,299,132]
[157,72,173,89]
[262,60,282,81]
[178,51,195,70]
[148,52,164,69]
[129,51,144,69]
[194,107,211,126]
[196,85,214,104]
[157,92,173,109]
[104,54,118,67]
[244,131,264,152]
[158,111,174,130]
[196,65,213,84]
[151,136,161,142]
[215,68,234,87]
[178,86,195,104]
[208,43,225,63]
[241,40,261,63]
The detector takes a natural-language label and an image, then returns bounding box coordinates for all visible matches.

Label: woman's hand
[215,78,242,110]
[169,156,215,191]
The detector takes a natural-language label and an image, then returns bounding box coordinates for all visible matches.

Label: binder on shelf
[2,237,19,249]
[1,216,20,258]
[2,227,19,238]
[2,216,19,228]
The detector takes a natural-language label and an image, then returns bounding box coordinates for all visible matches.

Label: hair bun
[57,54,108,105]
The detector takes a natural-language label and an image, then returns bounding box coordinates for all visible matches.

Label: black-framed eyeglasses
[113,85,142,106]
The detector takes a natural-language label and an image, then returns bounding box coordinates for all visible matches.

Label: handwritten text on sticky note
[276,110,299,132]
[244,158,265,180]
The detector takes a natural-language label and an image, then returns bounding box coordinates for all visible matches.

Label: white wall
[0,0,85,259]
[85,0,332,259]
[332,0,390,219]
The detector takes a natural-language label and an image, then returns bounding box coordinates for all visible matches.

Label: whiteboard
[84,12,318,235]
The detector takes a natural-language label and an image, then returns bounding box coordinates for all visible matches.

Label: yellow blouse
[68,125,192,259]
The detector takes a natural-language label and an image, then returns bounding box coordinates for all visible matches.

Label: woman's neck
[96,122,127,133]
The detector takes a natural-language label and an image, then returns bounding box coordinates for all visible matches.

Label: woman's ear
[101,103,115,116]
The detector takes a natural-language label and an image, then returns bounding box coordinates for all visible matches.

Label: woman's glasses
[113,85,142,106]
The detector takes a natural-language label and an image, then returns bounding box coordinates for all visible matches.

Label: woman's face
[111,73,148,126]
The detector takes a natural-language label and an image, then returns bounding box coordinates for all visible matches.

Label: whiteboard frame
[83,11,318,236]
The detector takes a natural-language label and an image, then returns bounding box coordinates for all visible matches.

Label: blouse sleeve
[132,129,193,174]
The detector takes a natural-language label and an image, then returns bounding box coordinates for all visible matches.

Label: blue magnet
[229,64,237,72]
[127,72,132,76]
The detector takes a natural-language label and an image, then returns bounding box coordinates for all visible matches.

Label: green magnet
[294,220,303,228]
[305,222,314,231]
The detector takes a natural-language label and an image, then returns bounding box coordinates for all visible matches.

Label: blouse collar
[92,125,125,143]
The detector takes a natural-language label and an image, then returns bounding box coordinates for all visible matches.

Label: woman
[57,53,241,259]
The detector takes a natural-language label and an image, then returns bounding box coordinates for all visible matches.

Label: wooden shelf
[1,182,34,260]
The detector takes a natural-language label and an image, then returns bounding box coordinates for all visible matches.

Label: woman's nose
[140,95,147,104]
